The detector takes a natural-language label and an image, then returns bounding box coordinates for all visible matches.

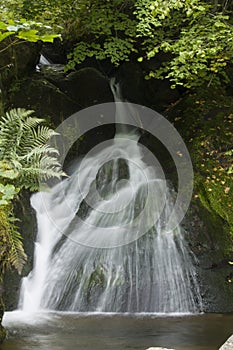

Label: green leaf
[40,34,61,42]
[0,22,7,30]
[0,183,18,204]
[0,31,14,42]
[0,161,19,179]
[16,29,39,42]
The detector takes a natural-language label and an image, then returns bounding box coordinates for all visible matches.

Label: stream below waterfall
[2,312,233,350]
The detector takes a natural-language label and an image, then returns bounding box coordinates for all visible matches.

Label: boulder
[9,76,81,126]
[0,40,41,87]
[219,335,233,349]
[51,67,113,108]
[8,67,113,126]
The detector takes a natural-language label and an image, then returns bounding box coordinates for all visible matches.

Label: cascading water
[19,81,202,314]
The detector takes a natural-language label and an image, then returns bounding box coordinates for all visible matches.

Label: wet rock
[219,335,233,349]
[96,158,129,198]
[41,39,67,64]
[8,67,113,126]
[9,76,80,126]
[77,158,129,221]
[40,64,66,82]
[51,67,113,108]
[183,203,233,313]
[115,62,145,104]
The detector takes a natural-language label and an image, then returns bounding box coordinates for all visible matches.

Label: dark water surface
[2,312,233,350]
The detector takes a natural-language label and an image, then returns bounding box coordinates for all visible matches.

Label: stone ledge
[219,335,233,349]
[145,338,233,350]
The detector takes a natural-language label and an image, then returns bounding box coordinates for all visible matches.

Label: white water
[18,82,202,314]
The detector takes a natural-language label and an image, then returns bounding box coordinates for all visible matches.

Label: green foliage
[0,108,65,275]
[0,108,65,191]
[0,183,18,205]
[65,1,137,69]
[64,0,233,88]
[0,1,60,70]
[0,205,26,275]
[0,18,60,47]
[135,0,233,88]
[2,0,233,88]
[7,212,27,275]
[146,14,233,88]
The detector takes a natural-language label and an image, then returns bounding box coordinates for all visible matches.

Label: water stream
[2,312,233,350]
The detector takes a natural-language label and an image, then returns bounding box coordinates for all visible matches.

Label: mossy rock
[168,86,233,250]
[96,158,129,198]
[0,40,41,89]
[167,86,233,312]
[8,76,81,126]
[76,158,129,221]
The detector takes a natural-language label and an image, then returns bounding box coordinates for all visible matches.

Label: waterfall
[19,80,202,314]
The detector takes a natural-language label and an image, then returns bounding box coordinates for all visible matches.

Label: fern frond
[19,145,59,162]
[6,108,34,122]
[23,116,45,130]
[8,220,27,275]
[0,207,26,275]
[32,126,58,147]
[0,108,65,191]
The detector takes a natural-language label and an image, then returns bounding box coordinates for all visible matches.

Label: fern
[0,207,26,276]
[7,215,27,275]
[0,108,65,191]
[0,108,65,275]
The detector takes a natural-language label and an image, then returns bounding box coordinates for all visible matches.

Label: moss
[0,206,11,277]
[168,86,233,258]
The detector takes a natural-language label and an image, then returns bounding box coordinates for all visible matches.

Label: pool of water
[2,312,233,350]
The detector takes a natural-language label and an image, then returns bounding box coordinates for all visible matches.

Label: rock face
[8,67,113,126]
[219,335,233,349]
[115,62,180,111]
